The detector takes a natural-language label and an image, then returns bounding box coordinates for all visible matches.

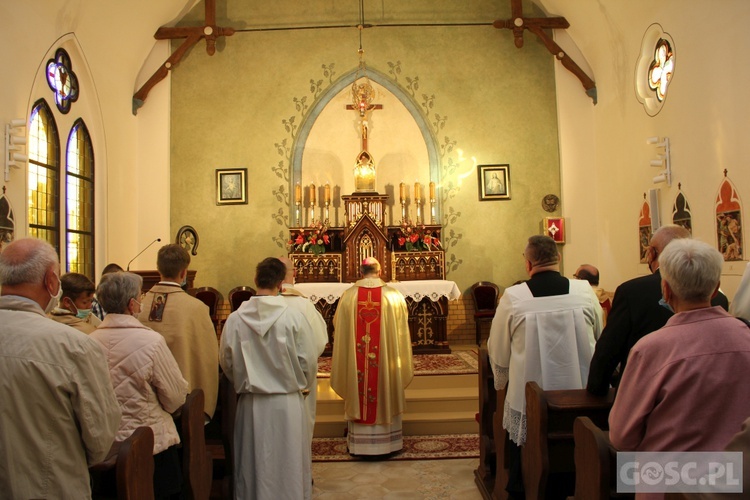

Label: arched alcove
[291,67,440,226]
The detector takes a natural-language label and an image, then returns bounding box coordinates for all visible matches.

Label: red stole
[355,286,382,424]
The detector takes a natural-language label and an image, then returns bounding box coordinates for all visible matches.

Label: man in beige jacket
[139,243,219,420]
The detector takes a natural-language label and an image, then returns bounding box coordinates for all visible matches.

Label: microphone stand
[127,238,162,271]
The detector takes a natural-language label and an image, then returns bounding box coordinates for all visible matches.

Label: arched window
[28,100,61,252]
[66,120,94,276]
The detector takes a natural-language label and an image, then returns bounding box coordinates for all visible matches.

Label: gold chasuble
[331,278,413,426]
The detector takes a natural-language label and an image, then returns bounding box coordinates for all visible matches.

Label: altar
[295,280,460,355]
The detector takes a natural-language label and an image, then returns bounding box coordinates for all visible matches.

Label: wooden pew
[473,345,511,500]
[90,426,155,500]
[571,416,634,500]
[523,381,615,499]
[492,383,511,500]
[179,389,213,500]
[475,346,497,484]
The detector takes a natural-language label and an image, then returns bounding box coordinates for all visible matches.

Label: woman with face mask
[47,272,101,334]
[90,271,188,499]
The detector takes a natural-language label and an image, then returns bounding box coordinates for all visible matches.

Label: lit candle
[429,181,436,200]
[325,183,331,204]
[295,183,302,204]
[310,184,316,205]
[414,182,421,201]
[399,182,406,202]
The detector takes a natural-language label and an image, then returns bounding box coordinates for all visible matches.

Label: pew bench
[571,416,634,500]
[178,389,213,500]
[90,426,155,500]
[523,381,615,499]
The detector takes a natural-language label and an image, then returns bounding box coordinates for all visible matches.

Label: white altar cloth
[294,280,461,304]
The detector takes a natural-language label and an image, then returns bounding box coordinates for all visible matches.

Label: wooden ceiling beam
[132,0,234,114]
[493,0,597,103]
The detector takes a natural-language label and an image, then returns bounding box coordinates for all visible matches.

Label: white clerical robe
[487,279,601,445]
[281,284,328,444]
[331,278,413,455]
[219,295,318,500]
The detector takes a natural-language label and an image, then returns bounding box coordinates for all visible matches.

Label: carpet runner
[312,433,479,462]
[317,350,478,378]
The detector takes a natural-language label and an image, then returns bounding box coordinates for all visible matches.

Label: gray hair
[525,235,559,267]
[0,238,59,286]
[659,239,723,303]
[96,272,143,314]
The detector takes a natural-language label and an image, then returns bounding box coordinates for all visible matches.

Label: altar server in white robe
[220,257,318,500]
[279,256,328,445]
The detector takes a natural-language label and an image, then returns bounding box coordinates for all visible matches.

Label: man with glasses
[0,238,120,498]
[586,225,729,396]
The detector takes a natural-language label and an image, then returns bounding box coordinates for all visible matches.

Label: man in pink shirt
[610,239,750,496]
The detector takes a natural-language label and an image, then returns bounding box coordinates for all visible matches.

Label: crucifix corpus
[493,0,597,103]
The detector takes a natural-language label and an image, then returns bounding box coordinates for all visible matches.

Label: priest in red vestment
[331,257,413,456]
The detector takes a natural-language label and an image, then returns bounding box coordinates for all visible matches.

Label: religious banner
[638,196,652,263]
[715,173,743,261]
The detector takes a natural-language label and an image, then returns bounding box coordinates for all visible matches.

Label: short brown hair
[255,257,286,289]
[157,244,190,279]
[61,272,96,301]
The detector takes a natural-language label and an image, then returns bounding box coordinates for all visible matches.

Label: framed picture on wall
[216,168,247,205]
[478,164,510,201]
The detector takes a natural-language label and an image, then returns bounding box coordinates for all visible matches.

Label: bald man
[587,225,729,395]
[0,238,121,498]
[279,256,328,445]
[574,264,612,321]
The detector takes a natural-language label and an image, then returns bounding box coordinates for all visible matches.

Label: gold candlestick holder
[308,204,315,226]
[400,200,406,222]
[430,198,436,224]
[324,201,330,222]
[295,201,301,226]
[415,199,422,225]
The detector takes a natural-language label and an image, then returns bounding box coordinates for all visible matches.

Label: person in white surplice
[219,257,318,500]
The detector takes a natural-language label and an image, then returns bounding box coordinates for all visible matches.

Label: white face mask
[45,273,63,314]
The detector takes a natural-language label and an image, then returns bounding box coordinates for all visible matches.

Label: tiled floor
[311,458,483,499]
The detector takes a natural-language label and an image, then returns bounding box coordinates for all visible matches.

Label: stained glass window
[648,39,675,102]
[66,120,94,276]
[46,49,79,114]
[28,100,60,253]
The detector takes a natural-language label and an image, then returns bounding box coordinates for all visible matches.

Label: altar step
[313,372,479,437]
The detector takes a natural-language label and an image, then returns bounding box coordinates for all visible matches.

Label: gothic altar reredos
[288,191,453,354]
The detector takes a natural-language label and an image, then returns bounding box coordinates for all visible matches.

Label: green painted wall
[170,2,560,295]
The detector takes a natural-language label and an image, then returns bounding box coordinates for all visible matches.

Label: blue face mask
[658,297,674,313]
[76,308,92,320]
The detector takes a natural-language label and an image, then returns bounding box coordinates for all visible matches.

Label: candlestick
[414,182,421,202]
[415,199,422,225]
[295,183,302,204]
[429,181,436,201]
[325,183,331,204]
[310,184,316,205]
[399,182,406,203]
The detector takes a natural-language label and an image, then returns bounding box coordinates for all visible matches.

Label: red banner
[355,287,382,424]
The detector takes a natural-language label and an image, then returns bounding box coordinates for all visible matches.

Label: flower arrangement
[397,220,441,252]
[289,221,330,255]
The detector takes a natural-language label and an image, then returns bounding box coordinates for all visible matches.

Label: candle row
[295,183,331,204]
[294,181,437,204]
[399,181,436,202]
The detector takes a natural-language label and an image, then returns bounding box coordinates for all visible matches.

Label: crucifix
[132,0,235,114]
[493,0,597,103]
